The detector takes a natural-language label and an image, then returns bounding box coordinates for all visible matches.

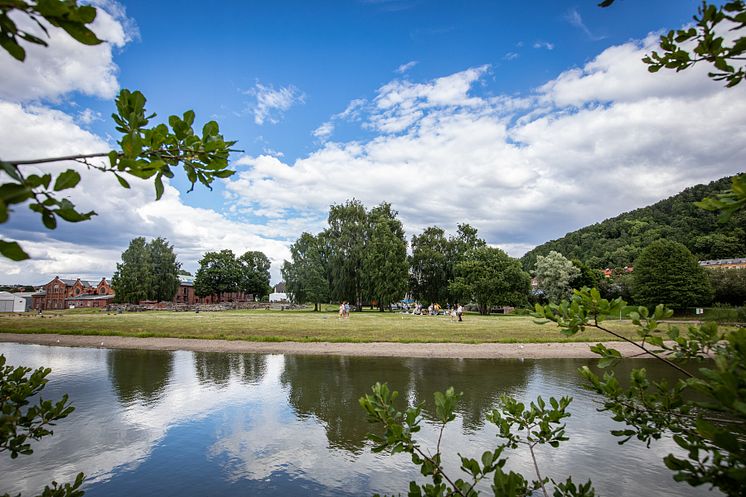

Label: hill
[520,176,746,271]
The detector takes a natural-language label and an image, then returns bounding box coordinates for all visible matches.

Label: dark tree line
[283,201,530,314]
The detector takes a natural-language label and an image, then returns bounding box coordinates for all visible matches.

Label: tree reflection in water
[107,349,174,407]
[193,352,267,388]
[280,355,536,452]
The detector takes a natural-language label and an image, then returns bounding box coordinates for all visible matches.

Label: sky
[1,0,745,285]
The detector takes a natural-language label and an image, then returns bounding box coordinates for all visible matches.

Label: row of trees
[111,238,271,303]
[285,205,731,314]
[282,200,531,314]
[535,240,717,310]
[193,249,271,301]
[282,201,409,311]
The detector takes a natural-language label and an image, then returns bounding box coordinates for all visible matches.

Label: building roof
[0,291,25,300]
[699,258,746,266]
[12,292,36,298]
[65,294,114,301]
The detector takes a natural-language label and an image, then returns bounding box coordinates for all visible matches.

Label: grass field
[0,307,646,344]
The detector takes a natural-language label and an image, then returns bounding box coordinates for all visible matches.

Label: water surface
[0,343,720,496]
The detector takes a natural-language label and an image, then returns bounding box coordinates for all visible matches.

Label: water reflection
[193,352,267,388]
[0,343,720,497]
[107,349,173,406]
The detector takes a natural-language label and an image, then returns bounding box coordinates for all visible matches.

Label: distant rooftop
[699,258,746,266]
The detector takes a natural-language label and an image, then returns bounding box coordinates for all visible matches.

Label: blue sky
[1,0,744,284]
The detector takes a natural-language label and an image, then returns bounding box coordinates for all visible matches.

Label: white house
[0,291,27,312]
[269,292,288,302]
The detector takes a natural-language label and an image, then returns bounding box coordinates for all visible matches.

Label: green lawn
[0,308,644,343]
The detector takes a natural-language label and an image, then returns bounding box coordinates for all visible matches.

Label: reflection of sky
[0,344,721,497]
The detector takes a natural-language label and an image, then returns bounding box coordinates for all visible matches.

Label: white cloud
[313,121,334,139]
[565,8,605,41]
[503,52,519,61]
[77,108,102,125]
[396,60,418,74]
[533,41,555,50]
[0,3,135,102]
[224,38,746,256]
[247,83,305,125]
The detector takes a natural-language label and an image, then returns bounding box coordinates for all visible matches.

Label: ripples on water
[0,343,721,497]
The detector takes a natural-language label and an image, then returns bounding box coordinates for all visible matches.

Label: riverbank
[0,333,655,359]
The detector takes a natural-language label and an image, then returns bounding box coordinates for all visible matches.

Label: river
[0,342,720,496]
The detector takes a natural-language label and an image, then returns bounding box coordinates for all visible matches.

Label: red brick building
[32,277,114,310]
[172,275,254,305]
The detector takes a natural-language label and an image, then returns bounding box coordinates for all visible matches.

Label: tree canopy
[633,239,713,309]
[282,232,330,310]
[111,237,181,304]
[449,246,530,314]
[194,249,241,299]
[533,251,580,304]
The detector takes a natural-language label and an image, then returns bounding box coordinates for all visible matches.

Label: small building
[172,275,255,305]
[269,292,288,302]
[0,291,26,312]
[11,291,36,312]
[699,258,746,270]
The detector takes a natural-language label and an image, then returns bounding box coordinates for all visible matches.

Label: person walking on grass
[344,301,350,319]
[338,302,344,319]
[456,303,463,322]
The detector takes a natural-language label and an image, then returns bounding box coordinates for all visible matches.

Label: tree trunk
[314,302,319,312]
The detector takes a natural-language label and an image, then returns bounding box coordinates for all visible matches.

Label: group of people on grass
[401,302,464,321]
[338,301,351,319]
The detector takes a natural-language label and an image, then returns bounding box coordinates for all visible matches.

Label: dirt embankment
[0,333,651,359]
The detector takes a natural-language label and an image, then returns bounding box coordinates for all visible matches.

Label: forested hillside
[521,176,746,271]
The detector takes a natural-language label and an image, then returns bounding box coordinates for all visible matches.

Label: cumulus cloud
[247,83,305,125]
[224,38,746,258]
[0,2,135,102]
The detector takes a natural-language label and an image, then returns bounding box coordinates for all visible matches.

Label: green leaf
[0,239,30,260]
[154,174,164,200]
[53,169,81,191]
[0,36,26,61]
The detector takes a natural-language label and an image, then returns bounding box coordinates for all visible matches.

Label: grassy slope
[0,308,642,344]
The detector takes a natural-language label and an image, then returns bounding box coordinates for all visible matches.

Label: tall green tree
[111,237,181,303]
[148,237,181,302]
[194,249,241,300]
[533,251,580,304]
[449,246,530,315]
[324,199,368,309]
[238,250,271,300]
[282,233,329,311]
[633,239,713,309]
[364,203,408,311]
[111,237,152,303]
[409,227,450,305]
